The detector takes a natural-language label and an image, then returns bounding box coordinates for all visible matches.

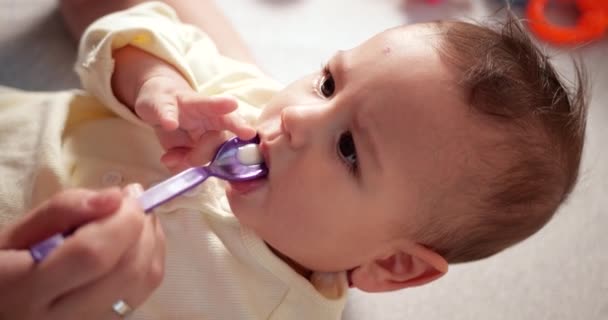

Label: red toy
[526,0,608,45]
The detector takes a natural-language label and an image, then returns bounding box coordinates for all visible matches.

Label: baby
[0,1,586,319]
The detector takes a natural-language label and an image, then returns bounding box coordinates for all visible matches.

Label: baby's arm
[111,45,256,170]
[74,3,256,170]
[111,45,191,129]
[60,0,254,64]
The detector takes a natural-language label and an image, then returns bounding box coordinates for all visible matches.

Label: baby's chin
[224,179,269,219]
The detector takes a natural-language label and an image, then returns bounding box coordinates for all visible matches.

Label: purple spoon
[29,136,267,262]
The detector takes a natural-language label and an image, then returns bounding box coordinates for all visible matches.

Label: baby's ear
[349,243,448,292]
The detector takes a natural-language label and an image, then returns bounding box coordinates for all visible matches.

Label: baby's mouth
[227,140,270,195]
[228,178,267,195]
[258,141,271,170]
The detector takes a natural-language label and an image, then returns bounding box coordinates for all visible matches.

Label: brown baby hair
[421,13,588,263]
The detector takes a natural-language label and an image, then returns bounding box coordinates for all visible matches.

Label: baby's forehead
[381,22,443,44]
[343,24,448,80]
[341,21,483,173]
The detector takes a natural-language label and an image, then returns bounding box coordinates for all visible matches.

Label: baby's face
[227,24,476,272]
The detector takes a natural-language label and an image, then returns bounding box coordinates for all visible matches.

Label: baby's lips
[258,142,271,169]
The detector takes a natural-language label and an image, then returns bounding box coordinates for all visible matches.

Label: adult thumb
[0,188,123,250]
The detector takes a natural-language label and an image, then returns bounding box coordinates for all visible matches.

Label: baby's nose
[280,105,325,149]
[256,117,283,143]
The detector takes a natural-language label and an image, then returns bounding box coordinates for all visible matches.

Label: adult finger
[0,250,35,287]
[50,204,165,320]
[0,250,44,318]
[33,194,145,299]
[0,188,122,250]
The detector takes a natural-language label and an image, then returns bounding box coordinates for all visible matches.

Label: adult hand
[0,185,166,320]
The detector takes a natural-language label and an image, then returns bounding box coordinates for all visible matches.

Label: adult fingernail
[125,183,144,198]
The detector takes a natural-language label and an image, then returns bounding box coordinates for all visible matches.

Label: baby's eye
[337,131,358,173]
[317,67,335,98]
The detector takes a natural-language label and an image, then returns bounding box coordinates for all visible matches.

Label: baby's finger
[219,113,257,140]
[155,127,192,152]
[156,103,179,131]
[160,147,191,173]
[185,131,228,167]
[134,100,179,131]
[175,94,255,139]
[176,94,238,117]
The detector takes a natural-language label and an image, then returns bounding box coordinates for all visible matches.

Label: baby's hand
[161,130,230,173]
[112,46,256,170]
[135,75,256,169]
[134,75,255,138]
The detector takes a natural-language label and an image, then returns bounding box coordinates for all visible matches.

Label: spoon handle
[139,167,210,212]
[29,167,210,262]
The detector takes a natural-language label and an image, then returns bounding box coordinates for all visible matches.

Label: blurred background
[0,0,606,319]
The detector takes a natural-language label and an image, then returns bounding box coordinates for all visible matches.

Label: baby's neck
[267,243,313,280]
[267,243,348,299]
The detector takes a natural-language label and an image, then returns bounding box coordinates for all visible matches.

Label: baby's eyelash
[313,62,332,96]
[320,62,330,77]
[320,61,331,76]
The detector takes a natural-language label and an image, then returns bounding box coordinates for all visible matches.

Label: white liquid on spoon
[236,144,263,165]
